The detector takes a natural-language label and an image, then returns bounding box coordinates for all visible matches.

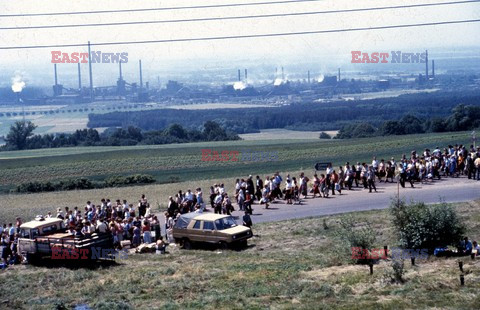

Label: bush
[104,174,155,187]
[14,175,155,193]
[319,132,331,139]
[335,215,377,263]
[389,200,466,253]
[384,259,405,284]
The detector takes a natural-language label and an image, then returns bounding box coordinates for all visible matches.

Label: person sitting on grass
[463,236,473,255]
[472,241,480,255]
[156,237,167,254]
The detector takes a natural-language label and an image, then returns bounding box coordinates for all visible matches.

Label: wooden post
[411,257,415,266]
[369,261,373,274]
[460,274,465,286]
[459,261,463,272]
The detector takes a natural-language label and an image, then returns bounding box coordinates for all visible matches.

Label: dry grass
[1,201,479,309]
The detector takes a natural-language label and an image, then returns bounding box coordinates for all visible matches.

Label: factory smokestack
[119,61,123,80]
[275,67,278,78]
[88,41,94,102]
[139,60,143,88]
[238,69,241,81]
[432,60,435,78]
[425,50,429,80]
[308,70,310,83]
[281,67,284,80]
[338,68,341,82]
[77,63,81,89]
[245,69,248,81]
[54,64,58,85]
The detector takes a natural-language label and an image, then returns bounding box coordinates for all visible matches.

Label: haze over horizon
[0,0,479,87]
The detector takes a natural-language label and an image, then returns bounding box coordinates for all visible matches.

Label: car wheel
[182,239,192,250]
[219,241,229,250]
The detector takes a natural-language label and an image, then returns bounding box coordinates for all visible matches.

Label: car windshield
[214,217,237,230]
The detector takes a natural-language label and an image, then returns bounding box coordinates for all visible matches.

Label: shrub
[335,215,376,263]
[104,174,155,187]
[389,200,466,253]
[319,132,331,139]
[384,259,405,284]
[14,175,155,193]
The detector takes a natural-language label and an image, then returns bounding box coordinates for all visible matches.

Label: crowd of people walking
[2,143,479,266]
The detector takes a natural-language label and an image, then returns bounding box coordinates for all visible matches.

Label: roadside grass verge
[1,200,478,309]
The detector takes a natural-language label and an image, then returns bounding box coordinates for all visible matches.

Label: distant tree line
[1,120,239,151]
[335,104,480,139]
[87,90,480,133]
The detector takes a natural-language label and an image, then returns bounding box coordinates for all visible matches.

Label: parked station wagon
[172,213,252,249]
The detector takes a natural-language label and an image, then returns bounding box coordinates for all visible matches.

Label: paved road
[159,177,479,233]
[229,177,480,224]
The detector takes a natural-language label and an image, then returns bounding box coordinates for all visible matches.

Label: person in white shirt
[214,193,223,214]
[185,189,194,201]
[285,179,293,204]
[219,184,226,195]
[372,156,379,172]
[145,205,151,218]
[96,220,107,233]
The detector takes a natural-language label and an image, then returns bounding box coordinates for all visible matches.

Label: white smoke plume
[317,74,325,83]
[274,78,284,86]
[233,81,247,90]
[11,73,26,93]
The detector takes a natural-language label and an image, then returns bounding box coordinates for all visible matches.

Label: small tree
[390,200,465,253]
[5,121,37,150]
[336,215,377,263]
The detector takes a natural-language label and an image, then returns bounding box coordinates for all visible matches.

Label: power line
[1,19,479,50]
[0,0,327,17]
[1,0,478,31]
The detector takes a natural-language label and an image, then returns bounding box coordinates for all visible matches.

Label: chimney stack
[77,63,81,89]
[119,61,123,80]
[238,69,241,81]
[88,41,94,102]
[308,70,310,84]
[338,68,341,82]
[281,67,284,80]
[425,50,429,80]
[54,64,58,85]
[245,69,248,81]
[432,60,435,78]
[139,60,143,88]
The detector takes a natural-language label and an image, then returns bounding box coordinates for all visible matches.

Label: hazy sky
[0,0,479,87]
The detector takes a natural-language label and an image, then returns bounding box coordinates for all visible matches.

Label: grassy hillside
[1,201,479,309]
[0,131,472,192]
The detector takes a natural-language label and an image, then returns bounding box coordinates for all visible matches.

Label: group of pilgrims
[2,143,479,266]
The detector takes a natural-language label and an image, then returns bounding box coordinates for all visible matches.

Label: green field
[1,200,479,309]
[0,131,472,191]
[0,131,473,224]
